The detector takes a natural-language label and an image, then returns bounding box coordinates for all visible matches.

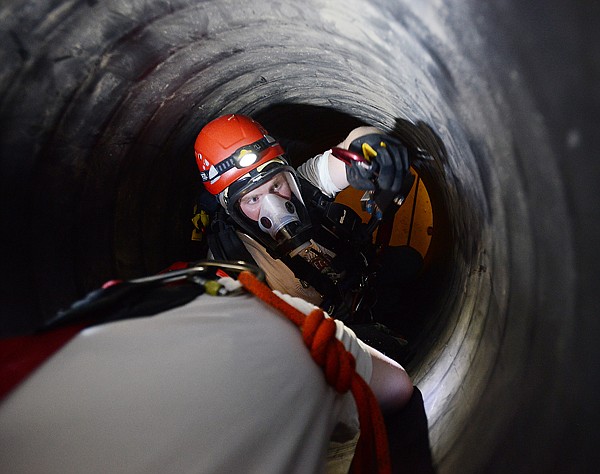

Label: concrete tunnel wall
[1,0,599,472]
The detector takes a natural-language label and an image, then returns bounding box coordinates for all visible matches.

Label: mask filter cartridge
[258,193,301,241]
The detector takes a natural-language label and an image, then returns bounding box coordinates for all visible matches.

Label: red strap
[238,271,391,474]
[0,323,86,401]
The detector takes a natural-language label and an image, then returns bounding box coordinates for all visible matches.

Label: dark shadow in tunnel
[386,118,454,368]
[253,103,368,167]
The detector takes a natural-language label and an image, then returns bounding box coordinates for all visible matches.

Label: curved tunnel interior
[1,1,599,473]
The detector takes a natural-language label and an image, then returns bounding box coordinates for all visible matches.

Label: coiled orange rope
[238,271,391,474]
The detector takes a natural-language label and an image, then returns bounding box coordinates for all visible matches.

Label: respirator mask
[258,193,303,242]
[225,164,313,259]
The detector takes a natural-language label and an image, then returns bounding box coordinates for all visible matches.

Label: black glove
[345,133,409,193]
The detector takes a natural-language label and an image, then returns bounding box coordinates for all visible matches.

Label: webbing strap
[238,271,391,474]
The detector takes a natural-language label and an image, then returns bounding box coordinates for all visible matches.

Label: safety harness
[0,262,391,474]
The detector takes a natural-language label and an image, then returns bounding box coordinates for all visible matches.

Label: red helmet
[194,114,286,196]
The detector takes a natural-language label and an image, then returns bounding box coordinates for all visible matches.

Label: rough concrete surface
[1,1,599,472]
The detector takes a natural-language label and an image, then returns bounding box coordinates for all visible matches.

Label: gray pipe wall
[1,1,599,472]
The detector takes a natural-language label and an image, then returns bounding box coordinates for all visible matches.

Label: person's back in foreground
[0,265,433,473]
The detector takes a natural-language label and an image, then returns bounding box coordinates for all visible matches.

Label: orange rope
[238,271,391,474]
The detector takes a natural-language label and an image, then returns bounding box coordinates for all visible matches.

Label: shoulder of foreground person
[365,343,414,412]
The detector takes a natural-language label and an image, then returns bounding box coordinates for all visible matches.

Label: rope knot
[237,271,391,473]
[302,309,356,393]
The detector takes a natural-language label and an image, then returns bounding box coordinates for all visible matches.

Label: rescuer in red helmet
[194,114,411,322]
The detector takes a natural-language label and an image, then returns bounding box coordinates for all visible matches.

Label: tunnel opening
[1,1,599,473]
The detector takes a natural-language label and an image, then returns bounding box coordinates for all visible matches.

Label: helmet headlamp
[237,150,258,167]
[200,136,277,184]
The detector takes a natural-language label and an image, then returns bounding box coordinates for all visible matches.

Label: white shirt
[0,291,372,474]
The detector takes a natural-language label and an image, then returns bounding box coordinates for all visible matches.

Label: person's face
[237,173,292,221]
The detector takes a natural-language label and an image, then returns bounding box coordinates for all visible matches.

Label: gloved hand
[345,133,409,194]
